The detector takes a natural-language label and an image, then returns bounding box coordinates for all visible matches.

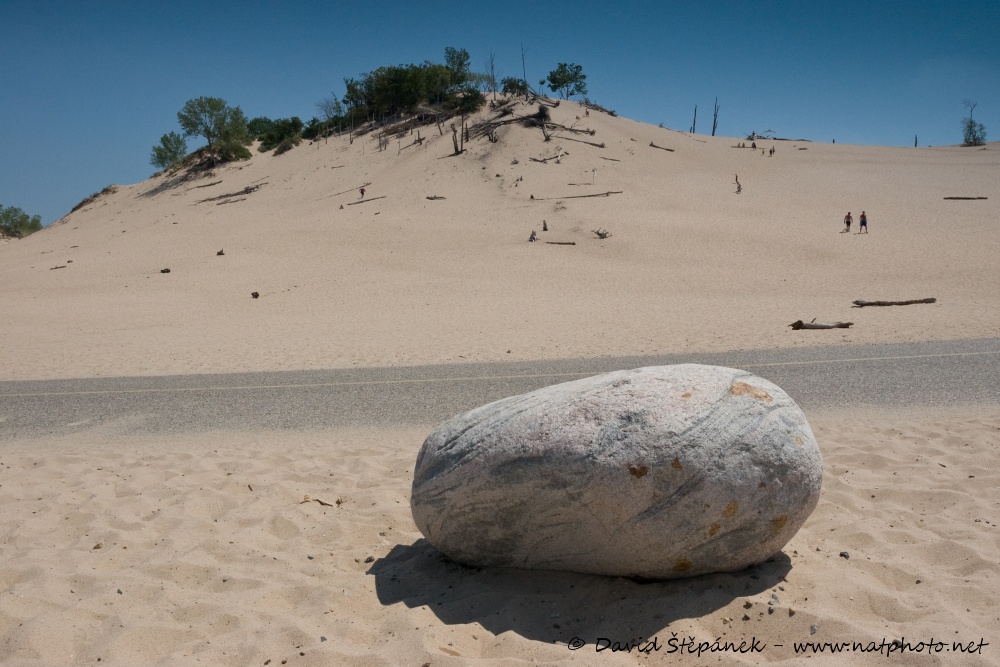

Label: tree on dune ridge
[546,63,587,100]
[961,100,987,146]
[1,204,43,237]
[150,131,187,170]
[176,97,251,165]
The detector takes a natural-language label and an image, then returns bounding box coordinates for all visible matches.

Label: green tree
[546,63,588,99]
[214,106,252,161]
[247,116,276,139]
[465,72,492,93]
[444,47,471,87]
[961,100,987,146]
[0,204,43,237]
[455,87,485,114]
[176,97,251,164]
[150,131,188,170]
[501,77,528,96]
[258,117,304,152]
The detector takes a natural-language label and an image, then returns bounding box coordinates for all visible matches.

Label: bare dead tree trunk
[712,97,720,136]
[451,124,460,154]
[521,43,529,101]
[690,105,697,134]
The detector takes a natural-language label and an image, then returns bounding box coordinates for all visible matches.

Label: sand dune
[1,100,997,381]
[1,100,998,665]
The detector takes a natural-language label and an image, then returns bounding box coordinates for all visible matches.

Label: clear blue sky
[2,0,997,225]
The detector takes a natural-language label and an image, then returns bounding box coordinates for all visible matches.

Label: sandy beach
[1,99,998,664]
[0,409,997,665]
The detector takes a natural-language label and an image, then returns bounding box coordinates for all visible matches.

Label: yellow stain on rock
[730,381,772,402]
[771,515,789,533]
[709,523,721,536]
[671,457,683,470]
[627,464,649,478]
[723,501,739,517]
[795,436,804,446]
[672,558,693,573]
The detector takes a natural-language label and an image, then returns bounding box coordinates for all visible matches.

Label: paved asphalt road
[1,338,998,441]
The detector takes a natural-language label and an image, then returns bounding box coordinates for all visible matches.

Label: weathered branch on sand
[545,241,576,245]
[216,197,246,205]
[592,228,612,239]
[197,183,265,204]
[529,152,566,163]
[557,135,605,149]
[546,123,596,136]
[789,320,853,330]
[649,142,675,152]
[851,298,936,308]
[599,156,621,162]
[470,115,527,137]
[943,196,987,200]
[318,182,373,201]
[346,196,387,206]
[426,195,446,200]
[533,190,623,201]
[190,180,223,190]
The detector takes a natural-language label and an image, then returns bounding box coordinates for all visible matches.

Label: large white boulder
[410,364,822,579]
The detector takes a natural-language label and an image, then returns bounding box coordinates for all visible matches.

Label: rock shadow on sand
[369,539,790,647]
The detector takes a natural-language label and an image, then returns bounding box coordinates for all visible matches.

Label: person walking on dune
[843,211,853,233]
[859,211,868,234]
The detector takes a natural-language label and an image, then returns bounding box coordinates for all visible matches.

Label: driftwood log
[943,196,987,200]
[545,241,576,245]
[788,320,853,330]
[649,142,675,152]
[852,298,936,308]
[426,195,446,200]
[599,156,621,162]
[534,190,622,202]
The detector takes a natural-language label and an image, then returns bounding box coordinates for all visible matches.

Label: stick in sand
[851,298,936,308]
[346,196,386,206]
